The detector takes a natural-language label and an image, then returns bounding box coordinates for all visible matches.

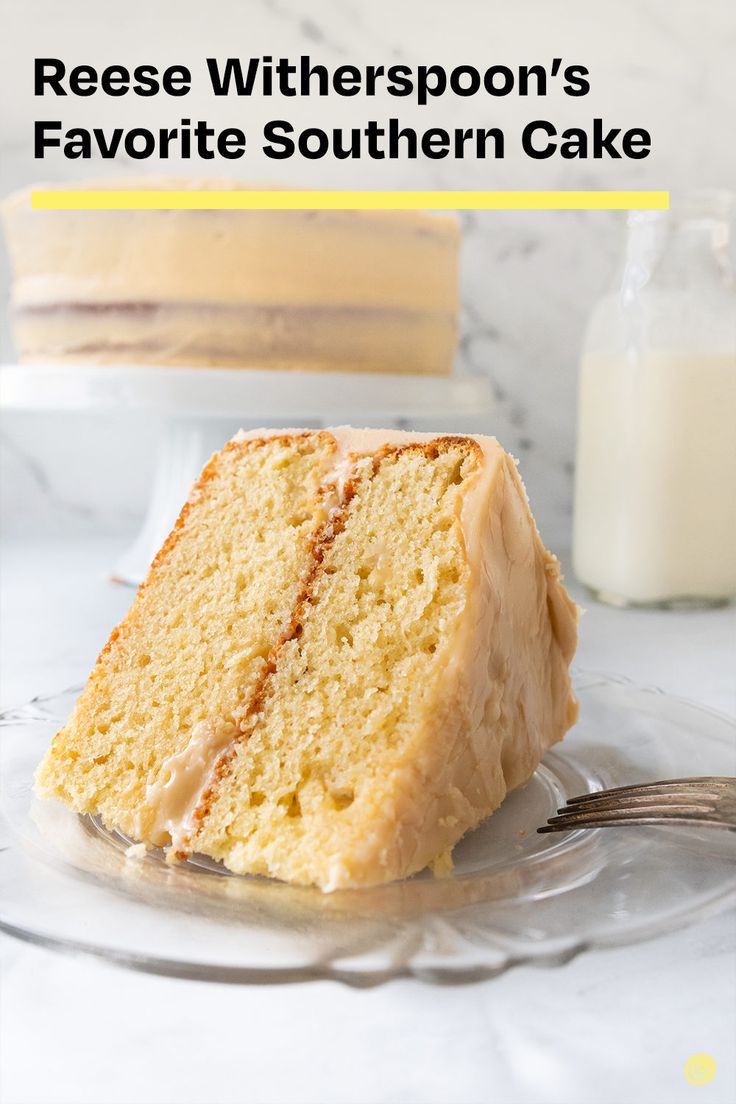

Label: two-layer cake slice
[36,428,579,889]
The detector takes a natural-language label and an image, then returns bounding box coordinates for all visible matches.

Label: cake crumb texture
[193,441,479,885]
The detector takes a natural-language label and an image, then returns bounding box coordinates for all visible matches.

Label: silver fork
[538,776,736,833]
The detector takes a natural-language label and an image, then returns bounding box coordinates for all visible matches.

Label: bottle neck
[620,208,734,300]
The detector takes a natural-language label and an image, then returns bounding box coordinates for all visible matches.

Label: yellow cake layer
[36,427,579,889]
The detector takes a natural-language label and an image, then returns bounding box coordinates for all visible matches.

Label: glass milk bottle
[573,192,736,607]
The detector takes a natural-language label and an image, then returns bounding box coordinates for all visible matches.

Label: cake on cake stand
[0,363,495,585]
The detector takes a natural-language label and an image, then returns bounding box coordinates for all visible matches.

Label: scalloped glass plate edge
[0,671,734,986]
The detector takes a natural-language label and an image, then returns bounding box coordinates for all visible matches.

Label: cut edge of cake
[35,427,580,890]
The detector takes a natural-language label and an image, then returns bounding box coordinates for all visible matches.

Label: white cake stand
[0,364,495,585]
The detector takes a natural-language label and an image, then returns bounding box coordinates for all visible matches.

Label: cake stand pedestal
[0,364,495,585]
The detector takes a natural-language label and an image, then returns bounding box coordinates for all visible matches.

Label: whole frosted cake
[36,427,579,889]
[1,181,459,374]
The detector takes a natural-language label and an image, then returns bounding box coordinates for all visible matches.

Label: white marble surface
[2,0,735,548]
[0,534,734,1104]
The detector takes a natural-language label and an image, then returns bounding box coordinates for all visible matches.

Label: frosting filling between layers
[133,428,578,867]
[133,429,371,855]
[133,717,239,852]
[13,305,456,374]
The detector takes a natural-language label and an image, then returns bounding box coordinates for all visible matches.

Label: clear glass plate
[1,672,734,986]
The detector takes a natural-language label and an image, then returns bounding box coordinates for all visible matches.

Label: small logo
[685,1054,716,1085]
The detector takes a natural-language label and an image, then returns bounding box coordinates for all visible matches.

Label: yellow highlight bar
[32,189,669,212]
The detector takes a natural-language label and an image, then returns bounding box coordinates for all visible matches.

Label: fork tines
[538,776,736,833]
[565,777,731,805]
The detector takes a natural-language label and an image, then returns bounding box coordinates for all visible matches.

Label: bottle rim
[628,188,734,226]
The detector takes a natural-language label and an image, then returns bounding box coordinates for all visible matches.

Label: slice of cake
[36,427,579,890]
[1,181,459,375]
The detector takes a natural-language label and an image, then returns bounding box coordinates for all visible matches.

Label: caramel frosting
[1,180,458,311]
[329,439,580,888]
[134,717,239,852]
